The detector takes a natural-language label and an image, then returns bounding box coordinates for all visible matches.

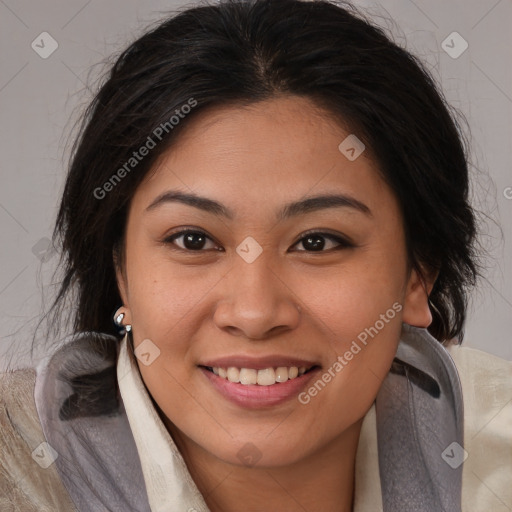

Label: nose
[213,255,302,341]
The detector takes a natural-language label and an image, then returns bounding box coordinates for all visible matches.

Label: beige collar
[117,334,383,511]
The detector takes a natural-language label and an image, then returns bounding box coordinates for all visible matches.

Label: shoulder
[445,343,511,424]
[444,343,512,511]
[0,368,77,511]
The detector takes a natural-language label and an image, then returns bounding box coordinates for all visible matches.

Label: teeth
[240,368,257,385]
[210,365,309,385]
[275,367,289,383]
[227,367,240,383]
[256,368,275,386]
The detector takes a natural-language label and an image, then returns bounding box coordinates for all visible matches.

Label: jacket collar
[116,331,211,511]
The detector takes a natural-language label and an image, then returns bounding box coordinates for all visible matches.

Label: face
[116,95,433,468]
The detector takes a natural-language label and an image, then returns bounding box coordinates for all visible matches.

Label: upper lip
[199,355,319,370]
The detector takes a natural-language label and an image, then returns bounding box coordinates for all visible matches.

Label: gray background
[1,0,511,371]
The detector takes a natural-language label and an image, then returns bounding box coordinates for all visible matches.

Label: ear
[401,266,438,328]
[113,246,129,307]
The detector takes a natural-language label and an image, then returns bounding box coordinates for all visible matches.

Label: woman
[1,0,510,510]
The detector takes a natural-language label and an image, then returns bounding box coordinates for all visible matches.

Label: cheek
[307,284,402,399]
[125,249,211,337]
[296,253,405,401]
[294,250,405,340]
[297,270,403,425]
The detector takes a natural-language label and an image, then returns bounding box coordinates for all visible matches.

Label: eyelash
[162,228,355,253]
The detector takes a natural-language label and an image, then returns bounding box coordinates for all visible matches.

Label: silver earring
[114,308,132,334]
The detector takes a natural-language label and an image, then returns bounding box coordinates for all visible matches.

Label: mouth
[198,363,322,409]
[200,364,319,386]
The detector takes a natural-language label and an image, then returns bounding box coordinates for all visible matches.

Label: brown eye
[164,230,219,251]
[292,232,354,252]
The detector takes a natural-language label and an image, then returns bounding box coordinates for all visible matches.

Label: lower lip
[199,366,321,409]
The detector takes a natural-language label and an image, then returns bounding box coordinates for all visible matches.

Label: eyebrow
[145,190,372,220]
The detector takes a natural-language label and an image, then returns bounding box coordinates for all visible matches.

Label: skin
[115,95,435,512]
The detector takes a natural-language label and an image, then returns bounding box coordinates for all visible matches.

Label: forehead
[133,95,393,218]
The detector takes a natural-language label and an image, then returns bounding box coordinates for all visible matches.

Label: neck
[165,417,363,512]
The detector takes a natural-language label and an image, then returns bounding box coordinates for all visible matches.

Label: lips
[198,355,321,408]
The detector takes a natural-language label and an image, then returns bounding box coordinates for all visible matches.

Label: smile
[199,364,321,409]
[205,365,312,385]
